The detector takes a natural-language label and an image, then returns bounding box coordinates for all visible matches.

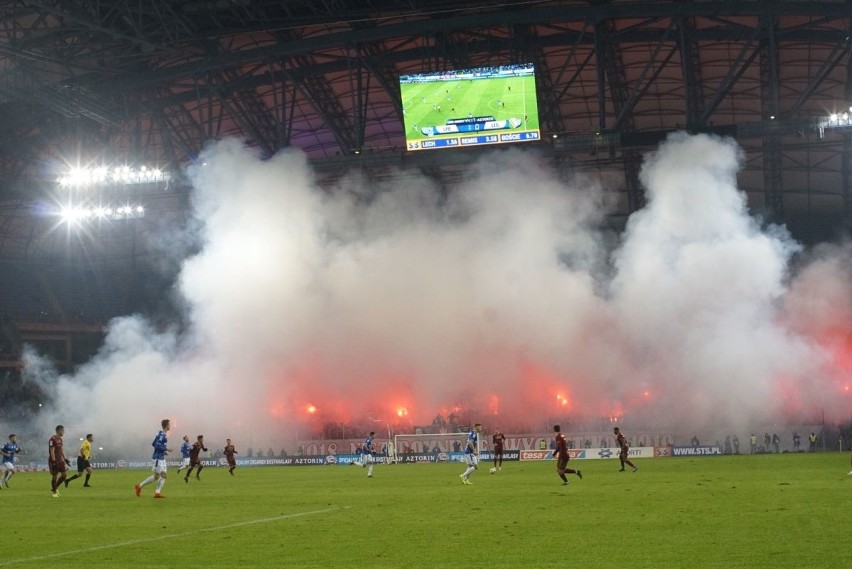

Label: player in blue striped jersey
[135,418,171,498]
[459,423,482,485]
[354,431,378,477]
[176,435,192,474]
[2,434,23,488]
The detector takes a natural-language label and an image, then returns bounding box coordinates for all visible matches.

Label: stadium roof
[0,0,850,261]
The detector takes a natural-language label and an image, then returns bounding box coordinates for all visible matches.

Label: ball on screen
[489,467,496,474]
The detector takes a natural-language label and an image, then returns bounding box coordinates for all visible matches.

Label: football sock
[139,475,155,488]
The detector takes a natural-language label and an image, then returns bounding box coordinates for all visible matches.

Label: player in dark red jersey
[552,425,582,485]
[614,427,638,472]
[48,425,70,497]
[184,435,209,482]
[223,438,238,475]
[492,428,506,472]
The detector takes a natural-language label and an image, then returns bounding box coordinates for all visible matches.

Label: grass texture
[0,452,848,568]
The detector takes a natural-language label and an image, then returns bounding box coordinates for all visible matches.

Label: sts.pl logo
[597,448,613,458]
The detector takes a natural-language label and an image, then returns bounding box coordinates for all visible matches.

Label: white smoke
[18,133,851,454]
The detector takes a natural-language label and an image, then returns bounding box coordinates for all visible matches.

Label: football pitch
[401,75,540,139]
[1,453,848,568]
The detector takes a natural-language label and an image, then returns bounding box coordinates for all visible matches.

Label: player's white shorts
[151,458,168,474]
[179,457,190,468]
[464,454,478,467]
[3,461,14,472]
[362,453,374,465]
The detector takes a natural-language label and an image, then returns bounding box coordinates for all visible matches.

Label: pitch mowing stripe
[0,505,347,566]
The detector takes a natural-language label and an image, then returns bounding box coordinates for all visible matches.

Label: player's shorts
[619,447,629,459]
[180,457,190,468]
[226,457,236,467]
[556,456,570,471]
[151,458,168,474]
[189,457,202,467]
[362,453,375,465]
[493,447,504,456]
[464,453,478,467]
[76,457,91,472]
[50,460,67,474]
[3,461,14,472]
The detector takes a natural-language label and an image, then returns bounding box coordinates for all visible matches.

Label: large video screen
[399,63,541,151]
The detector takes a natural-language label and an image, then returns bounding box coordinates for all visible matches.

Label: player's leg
[556,459,569,484]
[54,467,67,494]
[563,459,582,479]
[466,455,479,481]
[459,455,475,483]
[366,453,374,477]
[155,469,167,497]
[84,466,92,486]
[184,465,194,481]
[137,461,158,495]
[196,462,204,479]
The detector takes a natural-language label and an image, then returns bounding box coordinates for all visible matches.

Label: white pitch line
[0,505,347,567]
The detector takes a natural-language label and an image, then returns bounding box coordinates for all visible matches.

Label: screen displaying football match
[399,63,541,151]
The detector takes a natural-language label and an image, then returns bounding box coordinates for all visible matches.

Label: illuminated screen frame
[399,63,541,151]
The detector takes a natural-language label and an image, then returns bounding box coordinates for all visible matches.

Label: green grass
[1,453,849,568]
[401,75,540,139]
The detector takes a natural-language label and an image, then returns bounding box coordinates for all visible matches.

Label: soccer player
[614,427,638,472]
[184,435,209,482]
[65,433,94,487]
[492,427,506,471]
[459,423,482,485]
[2,433,23,488]
[223,438,238,475]
[49,425,70,497]
[135,418,171,498]
[552,425,582,485]
[176,435,191,474]
[355,431,378,478]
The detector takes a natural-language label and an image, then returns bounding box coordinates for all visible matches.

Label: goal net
[393,431,481,462]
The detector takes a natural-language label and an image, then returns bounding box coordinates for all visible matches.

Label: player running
[552,425,582,485]
[2,433,23,488]
[459,423,482,485]
[135,418,171,498]
[354,431,378,478]
[184,435,209,482]
[176,435,191,474]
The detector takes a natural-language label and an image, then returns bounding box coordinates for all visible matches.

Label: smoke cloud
[19,133,852,454]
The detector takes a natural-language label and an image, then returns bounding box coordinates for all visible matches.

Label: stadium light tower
[57,164,171,188]
[54,161,171,223]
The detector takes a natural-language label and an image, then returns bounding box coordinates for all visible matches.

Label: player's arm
[49,441,56,463]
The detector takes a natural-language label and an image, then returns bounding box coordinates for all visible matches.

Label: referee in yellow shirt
[65,434,94,488]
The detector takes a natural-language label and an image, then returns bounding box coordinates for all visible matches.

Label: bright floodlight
[58,164,170,188]
[59,203,146,222]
